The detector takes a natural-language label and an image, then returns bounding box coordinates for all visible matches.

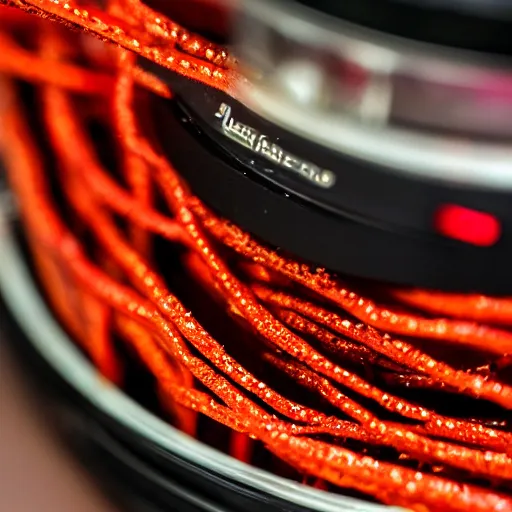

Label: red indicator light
[435,204,501,247]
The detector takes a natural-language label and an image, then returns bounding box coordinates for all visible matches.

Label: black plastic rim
[144,69,512,294]
[168,75,512,236]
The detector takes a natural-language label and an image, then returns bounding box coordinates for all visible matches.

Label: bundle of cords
[0,2,511,511]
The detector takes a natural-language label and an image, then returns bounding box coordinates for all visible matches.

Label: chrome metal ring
[232,0,512,190]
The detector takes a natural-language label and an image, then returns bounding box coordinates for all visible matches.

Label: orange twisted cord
[0,3,511,511]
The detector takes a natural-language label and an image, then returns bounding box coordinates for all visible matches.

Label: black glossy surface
[143,70,512,293]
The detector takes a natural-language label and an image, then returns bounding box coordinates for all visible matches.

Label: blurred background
[0,338,116,512]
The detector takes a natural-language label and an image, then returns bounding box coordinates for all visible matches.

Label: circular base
[0,204,390,512]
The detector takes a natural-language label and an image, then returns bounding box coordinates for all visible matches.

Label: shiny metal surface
[232,0,512,190]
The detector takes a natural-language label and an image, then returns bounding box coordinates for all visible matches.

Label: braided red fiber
[390,289,512,327]
[6,89,378,442]
[271,308,408,373]
[264,436,509,512]
[184,249,503,457]
[190,202,512,356]
[0,30,172,96]
[252,286,512,452]
[252,285,512,411]
[263,354,512,479]
[110,0,230,67]
[0,0,239,91]
[1,3,511,511]
[115,317,253,434]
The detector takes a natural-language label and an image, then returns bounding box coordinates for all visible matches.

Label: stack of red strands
[0,2,511,511]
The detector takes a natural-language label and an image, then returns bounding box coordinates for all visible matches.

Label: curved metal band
[232,0,512,190]
[0,187,398,512]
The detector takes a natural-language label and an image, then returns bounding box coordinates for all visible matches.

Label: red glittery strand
[264,353,512,479]
[252,284,512,411]
[390,288,512,327]
[0,0,240,92]
[1,4,512,511]
[190,202,512,355]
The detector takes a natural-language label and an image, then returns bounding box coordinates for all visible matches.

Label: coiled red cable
[0,3,511,510]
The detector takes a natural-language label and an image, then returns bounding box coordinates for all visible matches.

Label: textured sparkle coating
[1,4,511,512]
[0,0,238,90]
[191,203,512,355]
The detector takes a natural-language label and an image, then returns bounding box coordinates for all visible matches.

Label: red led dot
[434,204,501,247]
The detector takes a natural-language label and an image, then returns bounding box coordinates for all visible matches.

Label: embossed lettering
[214,103,335,189]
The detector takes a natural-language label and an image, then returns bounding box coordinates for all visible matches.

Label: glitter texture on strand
[0,3,511,512]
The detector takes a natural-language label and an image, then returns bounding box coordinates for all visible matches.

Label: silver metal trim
[237,0,512,71]
[233,0,512,190]
[242,83,512,190]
